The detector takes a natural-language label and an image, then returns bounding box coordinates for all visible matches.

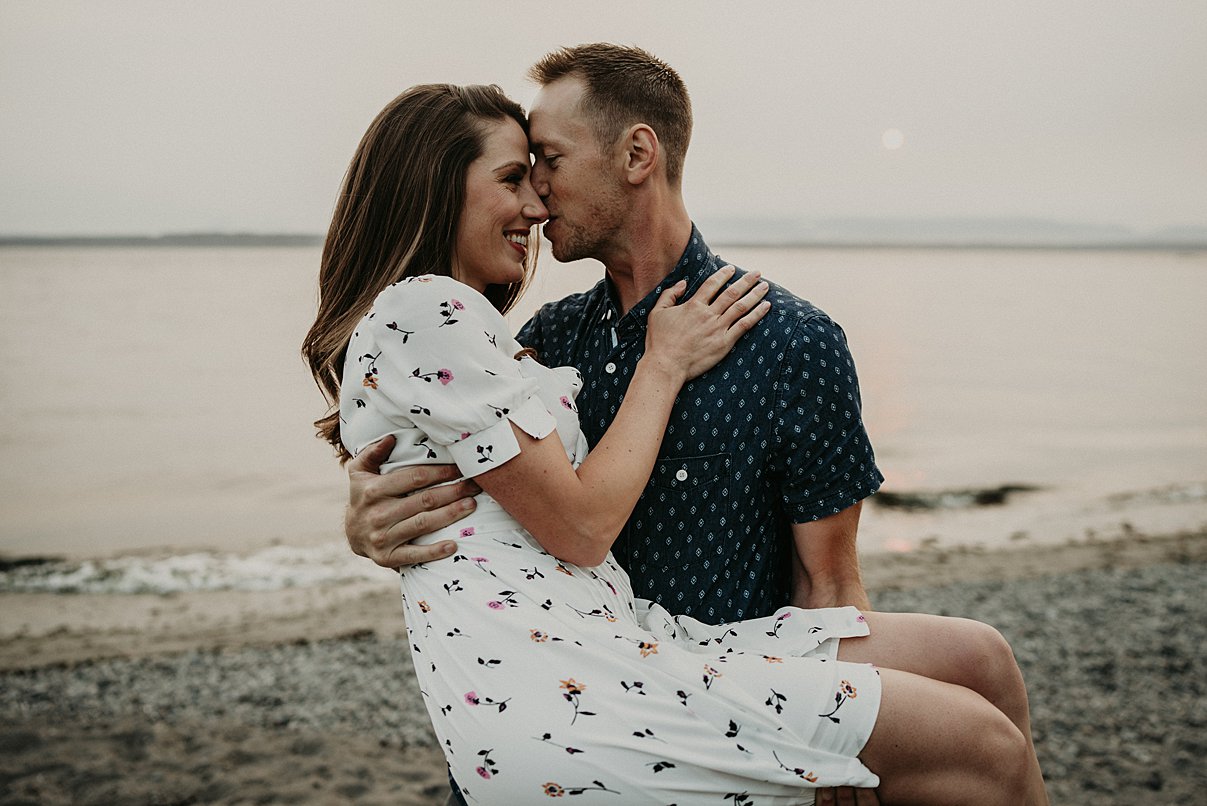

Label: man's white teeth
[506,233,528,247]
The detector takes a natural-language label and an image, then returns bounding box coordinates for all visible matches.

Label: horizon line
[1,232,1204,251]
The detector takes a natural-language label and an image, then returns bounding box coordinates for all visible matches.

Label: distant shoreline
[0,233,324,248]
[1,233,1204,251]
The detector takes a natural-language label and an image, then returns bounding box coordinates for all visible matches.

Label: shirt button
[605,362,617,374]
[675,468,689,482]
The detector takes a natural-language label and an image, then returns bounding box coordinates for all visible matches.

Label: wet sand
[2,531,1204,804]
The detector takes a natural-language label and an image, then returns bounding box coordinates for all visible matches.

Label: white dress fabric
[340,275,882,804]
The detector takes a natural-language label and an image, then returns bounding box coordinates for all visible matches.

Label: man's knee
[977,715,1033,805]
[954,619,1026,702]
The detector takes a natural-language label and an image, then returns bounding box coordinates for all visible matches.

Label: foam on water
[2,481,1204,593]
[0,543,385,595]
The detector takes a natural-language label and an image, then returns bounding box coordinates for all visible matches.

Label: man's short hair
[529,43,692,184]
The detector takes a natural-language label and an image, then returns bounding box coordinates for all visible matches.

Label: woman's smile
[451,117,546,293]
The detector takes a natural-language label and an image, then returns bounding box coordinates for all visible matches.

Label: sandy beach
[2,530,1204,805]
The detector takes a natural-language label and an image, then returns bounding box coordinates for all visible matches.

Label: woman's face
[451,118,547,294]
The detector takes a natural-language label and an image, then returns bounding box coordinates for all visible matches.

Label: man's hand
[345,435,480,568]
[817,786,881,805]
[790,502,871,611]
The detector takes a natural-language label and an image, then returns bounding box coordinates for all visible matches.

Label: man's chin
[548,238,576,264]
[548,237,590,265]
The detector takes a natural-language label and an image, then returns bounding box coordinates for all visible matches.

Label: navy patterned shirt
[516,226,882,622]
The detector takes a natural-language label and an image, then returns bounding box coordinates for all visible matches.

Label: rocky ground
[1,533,1203,804]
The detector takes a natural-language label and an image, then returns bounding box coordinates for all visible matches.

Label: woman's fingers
[726,297,771,339]
[718,279,770,329]
[691,264,737,303]
[706,267,761,314]
[686,265,769,331]
[653,279,688,309]
[644,264,770,381]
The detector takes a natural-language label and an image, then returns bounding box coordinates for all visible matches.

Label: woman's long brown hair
[302,84,535,462]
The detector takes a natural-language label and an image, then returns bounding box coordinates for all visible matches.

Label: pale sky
[1,1,1204,237]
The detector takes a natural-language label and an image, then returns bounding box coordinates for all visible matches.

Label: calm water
[1,244,1204,590]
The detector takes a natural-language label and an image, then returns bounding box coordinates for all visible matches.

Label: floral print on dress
[559,678,592,725]
[359,351,380,389]
[410,366,454,384]
[384,321,414,342]
[818,679,859,724]
[341,275,560,481]
[541,780,620,797]
[338,275,883,801]
[464,690,510,713]
[438,298,464,327]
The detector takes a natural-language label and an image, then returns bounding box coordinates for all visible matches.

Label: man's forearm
[791,570,870,611]
[790,502,871,611]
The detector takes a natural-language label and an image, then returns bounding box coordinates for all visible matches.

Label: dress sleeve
[356,277,556,478]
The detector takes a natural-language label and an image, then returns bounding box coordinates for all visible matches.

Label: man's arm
[345,435,480,568]
[347,306,549,570]
[789,501,870,611]
[770,310,879,611]
[792,505,880,806]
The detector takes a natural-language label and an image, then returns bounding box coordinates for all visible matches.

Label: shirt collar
[599,224,720,332]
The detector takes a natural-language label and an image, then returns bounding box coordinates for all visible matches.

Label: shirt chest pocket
[634,452,734,575]
[648,452,730,490]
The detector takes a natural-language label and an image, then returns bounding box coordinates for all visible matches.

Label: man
[339,47,1061,806]
[346,44,882,622]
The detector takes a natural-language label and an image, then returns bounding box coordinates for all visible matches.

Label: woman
[304,84,1047,805]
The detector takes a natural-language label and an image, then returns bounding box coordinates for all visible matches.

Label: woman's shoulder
[374,273,476,304]
[369,274,503,329]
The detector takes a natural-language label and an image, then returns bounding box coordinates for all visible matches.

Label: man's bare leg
[839,612,1048,805]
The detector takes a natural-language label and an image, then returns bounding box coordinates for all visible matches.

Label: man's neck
[603,202,693,316]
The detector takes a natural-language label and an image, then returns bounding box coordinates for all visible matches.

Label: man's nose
[523,191,548,223]
[530,163,551,199]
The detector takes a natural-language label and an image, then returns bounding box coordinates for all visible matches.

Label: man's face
[528,76,626,264]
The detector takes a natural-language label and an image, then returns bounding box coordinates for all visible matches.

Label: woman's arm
[473,267,769,566]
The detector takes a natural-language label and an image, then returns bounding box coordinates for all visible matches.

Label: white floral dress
[340,275,882,804]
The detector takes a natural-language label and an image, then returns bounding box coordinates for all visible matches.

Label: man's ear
[619,123,659,185]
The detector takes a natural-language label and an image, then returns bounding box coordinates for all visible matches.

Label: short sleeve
[514,313,543,353]
[351,277,556,478]
[773,315,883,521]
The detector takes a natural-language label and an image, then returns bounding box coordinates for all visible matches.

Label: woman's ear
[620,123,659,185]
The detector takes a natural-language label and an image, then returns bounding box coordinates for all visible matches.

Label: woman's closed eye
[494,161,528,191]
[495,161,529,190]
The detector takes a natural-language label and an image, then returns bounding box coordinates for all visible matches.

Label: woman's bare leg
[838,612,1048,805]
